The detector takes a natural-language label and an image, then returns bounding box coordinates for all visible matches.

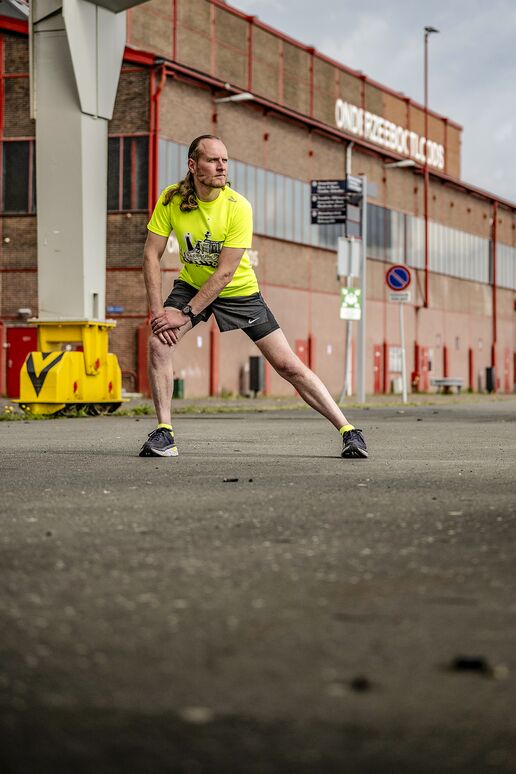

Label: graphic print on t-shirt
[183,231,224,267]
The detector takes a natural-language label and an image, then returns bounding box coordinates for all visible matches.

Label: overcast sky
[232,0,516,203]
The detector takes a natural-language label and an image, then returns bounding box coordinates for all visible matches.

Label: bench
[430,377,464,394]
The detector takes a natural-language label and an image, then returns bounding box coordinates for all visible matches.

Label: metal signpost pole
[357,176,367,403]
[344,273,352,398]
[386,265,411,405]
[344,143,353,399]
[399,300,408,404]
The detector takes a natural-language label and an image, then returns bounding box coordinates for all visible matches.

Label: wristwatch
[181,304,195,321]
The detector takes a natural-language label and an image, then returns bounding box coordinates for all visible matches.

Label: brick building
[1,0,515,397]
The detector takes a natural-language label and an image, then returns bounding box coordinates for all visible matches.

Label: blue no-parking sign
[385,264,411,291]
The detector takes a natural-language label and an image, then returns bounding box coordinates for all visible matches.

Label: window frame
[0,137,36,214]
[107,133,149,213]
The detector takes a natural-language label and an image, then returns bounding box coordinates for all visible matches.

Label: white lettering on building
[335,99,445,171]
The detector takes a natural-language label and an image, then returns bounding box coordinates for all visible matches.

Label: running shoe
[341,428,368,459]
[139,427,178,457]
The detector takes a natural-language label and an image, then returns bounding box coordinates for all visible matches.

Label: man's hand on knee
[156,329,178,346]
[151,307,189,336]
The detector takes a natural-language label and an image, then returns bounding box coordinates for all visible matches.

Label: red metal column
[148,64,166,211]
[210,2,216,77]
[491,200,497,374]
[413,341,420,391]
[246,15,255,93]
[172,0,178,61]
[308,47,314,117]
[373,345,382,394]
[443,118,448,176]
[0,32,4,209]
[382,340,389,393]
[209,322,219,396]
[0,32,4,137]
[308,334,316,371]
[148,69,156,212]
[423,32,430,308]
[278,39,284,104]
[443,345,449,378]
[0,321,5,396]
[468,347,474,391]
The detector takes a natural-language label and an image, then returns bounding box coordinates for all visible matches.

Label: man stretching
[140,134,368,459]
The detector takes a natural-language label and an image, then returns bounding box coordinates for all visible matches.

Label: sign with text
[335,99,445,171]
[311,179,347,225]
[388,291,411,303]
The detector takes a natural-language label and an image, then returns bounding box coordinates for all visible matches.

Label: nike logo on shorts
[248,317,260,324]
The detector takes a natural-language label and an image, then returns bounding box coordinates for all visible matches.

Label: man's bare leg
[255,328,349,430]
[147,322,192,425]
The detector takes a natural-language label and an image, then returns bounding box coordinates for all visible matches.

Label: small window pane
[284,177,294,242]
[134,136,148,209]
[275,174,285,240]
[107,138,120,211]
[3,141,29,212]
[255,168,266,234]
[265,171,276,236]
[246,164,256,210]
[122,138,132,209]
[293,180,303,242]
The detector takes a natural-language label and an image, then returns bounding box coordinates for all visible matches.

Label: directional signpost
[311,176,367,403]
[310,180,347,225]
[386,264,412,404]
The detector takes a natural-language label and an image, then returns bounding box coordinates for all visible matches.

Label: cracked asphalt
[1,398,515,773]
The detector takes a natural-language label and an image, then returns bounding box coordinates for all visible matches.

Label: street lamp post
[423,26,439,309]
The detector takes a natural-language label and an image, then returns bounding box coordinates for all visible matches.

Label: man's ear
[187,158,196,175]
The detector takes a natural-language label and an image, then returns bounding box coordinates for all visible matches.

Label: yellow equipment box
[15,320,126,415]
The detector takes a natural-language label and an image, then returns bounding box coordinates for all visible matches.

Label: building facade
[1,0,515,397]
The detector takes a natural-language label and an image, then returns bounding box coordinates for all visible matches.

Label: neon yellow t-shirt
[147,185,258,297]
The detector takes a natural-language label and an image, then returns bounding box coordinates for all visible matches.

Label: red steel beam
[0,16,28,34]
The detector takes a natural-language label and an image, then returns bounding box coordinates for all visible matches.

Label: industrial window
[156,137,508,287]
[107,136,149,211]
[1,140,36,213]
[497,243,516,290]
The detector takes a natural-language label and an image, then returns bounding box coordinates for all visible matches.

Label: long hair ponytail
[162,134,222,212]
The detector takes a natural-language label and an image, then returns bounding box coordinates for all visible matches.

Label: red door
[504,348,510,393]
[6,327,37,398]
[373,345,383,393]
[294,340,309,397]
[420,347,430,392]
[295,340,309,366]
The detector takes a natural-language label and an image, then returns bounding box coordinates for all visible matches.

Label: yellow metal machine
[16,321,126,416]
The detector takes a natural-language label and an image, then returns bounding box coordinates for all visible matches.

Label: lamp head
[424,26,440,35]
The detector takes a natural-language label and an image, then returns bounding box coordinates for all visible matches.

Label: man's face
[189,139,228,189]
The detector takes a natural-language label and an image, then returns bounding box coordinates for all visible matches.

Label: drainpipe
[149,62,166,211]
[491,200,497,376]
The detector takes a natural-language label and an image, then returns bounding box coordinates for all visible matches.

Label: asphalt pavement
[1,397,515,773]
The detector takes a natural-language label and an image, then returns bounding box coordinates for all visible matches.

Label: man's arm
[150,247,245,337]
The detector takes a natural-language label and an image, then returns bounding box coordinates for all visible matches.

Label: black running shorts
[164,279,280,342]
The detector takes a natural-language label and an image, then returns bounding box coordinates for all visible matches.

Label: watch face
[183,305,192,315]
